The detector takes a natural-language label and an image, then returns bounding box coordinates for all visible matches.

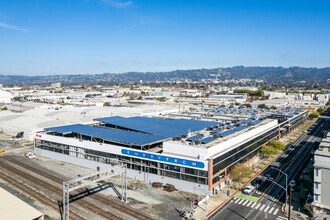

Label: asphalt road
[209,110,329,220]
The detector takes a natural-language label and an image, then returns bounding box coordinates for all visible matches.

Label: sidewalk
[193,188,236,220]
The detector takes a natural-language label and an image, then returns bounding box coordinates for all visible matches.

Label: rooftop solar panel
[186,134,204,141]
[252,120,262,125]
[200,137,214,144]
[226,125,235,129]
[94,116,220,138]
[45,124,167,146]
[220,129,236,137]
[211,128,223,133]
[234,125,248,131]
[241,119,253,124]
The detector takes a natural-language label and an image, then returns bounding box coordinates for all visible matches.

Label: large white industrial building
[33,106,307,195]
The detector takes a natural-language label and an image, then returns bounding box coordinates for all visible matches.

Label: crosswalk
[231,197,280,216]
[276,216,287,220]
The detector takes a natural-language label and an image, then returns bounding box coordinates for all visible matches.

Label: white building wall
[207,120,278,158]
[35,133,208,171]
[34,148,208,195]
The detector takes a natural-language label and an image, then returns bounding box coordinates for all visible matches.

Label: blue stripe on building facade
[121,149,205,169]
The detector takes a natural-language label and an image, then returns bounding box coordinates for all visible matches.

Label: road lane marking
[259,204,266,211]
[268,207,274,214]
[242,200,249,206]
[234,198,241,204]
[273,208,279,215]
[264,206,270,212]
[246,201,253,207]
[238,199,244,205]
[251,202,256,208]
[233,197,237,200]
[255,203,261,209]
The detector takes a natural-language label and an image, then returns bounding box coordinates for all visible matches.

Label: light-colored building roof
[0,187,44,220]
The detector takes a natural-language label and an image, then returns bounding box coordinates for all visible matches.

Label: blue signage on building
[121,149,205,169]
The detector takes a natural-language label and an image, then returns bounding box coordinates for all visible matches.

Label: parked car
[243,186,255,194]
[25,152,35,159]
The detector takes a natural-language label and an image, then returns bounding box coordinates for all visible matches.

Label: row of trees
[234,89,265,97]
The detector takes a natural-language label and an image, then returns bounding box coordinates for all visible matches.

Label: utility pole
[288,184,292,220]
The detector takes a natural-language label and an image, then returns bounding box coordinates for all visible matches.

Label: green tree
[309,112,319,119]
[270,106,277,110]
[230,163,253,182]
[258,104,268,109]
[269,140,285,150]
[137,96,143,100]
[1,106,8,111]
[317,108,325,114]
[260,145,278,156]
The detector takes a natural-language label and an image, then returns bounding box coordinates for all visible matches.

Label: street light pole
[270,167,288,210]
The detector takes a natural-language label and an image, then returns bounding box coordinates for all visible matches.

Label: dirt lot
[0,132,196,220]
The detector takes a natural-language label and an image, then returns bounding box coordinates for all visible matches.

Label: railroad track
[0,159,122,220]
[0,170,85,220]
[2,156,153,220]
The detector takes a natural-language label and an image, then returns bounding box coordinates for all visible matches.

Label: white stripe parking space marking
[238,199,244,205]
[234,198,241,204]
[242,200,249,206]
[273,208,279,215]
[255,203,261,209]
[259,204,266,211]
[268,207,274,214]
[264,206,270,212]
[246,201,253,207]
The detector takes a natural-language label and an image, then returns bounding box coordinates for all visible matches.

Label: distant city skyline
[1,0,330,75]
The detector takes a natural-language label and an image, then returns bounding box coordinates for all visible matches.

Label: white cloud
[101,0,133,8]
[0,22,28,32]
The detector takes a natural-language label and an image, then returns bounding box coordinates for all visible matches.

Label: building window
[315,195,319,201]
[315,169,319,177]
[315,183,319,189]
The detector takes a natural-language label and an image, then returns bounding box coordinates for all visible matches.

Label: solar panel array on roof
[186,134,204,141]
[94,116,220,138]
[252,120,262,125]
[211,128,223,133]
[200,137,214,144]
[226,125,235,129]
[241,119,253,124]
[220,129,236,137]
[234,125,249,131]
[287,113,294,117]
[45,124,167,146]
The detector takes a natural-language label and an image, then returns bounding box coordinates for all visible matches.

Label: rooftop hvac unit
[213,133,220,138]
[181,134,187,138]
[194,140,201,145]
[174,136,181,141]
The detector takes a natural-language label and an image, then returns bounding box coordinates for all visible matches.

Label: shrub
[309,112,319,119]
[269,140,285,150]
[260,145,278,156]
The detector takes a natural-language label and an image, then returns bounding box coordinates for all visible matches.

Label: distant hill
[0,66,329,85]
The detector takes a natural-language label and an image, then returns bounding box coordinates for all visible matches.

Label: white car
[243,186,254,194]
[25,152,35,159]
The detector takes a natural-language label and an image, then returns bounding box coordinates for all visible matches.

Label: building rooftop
[0,187,44,220]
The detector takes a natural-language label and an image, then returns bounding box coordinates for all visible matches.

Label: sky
[0,0,330,75]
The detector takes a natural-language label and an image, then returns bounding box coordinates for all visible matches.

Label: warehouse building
[34,106,307,195]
